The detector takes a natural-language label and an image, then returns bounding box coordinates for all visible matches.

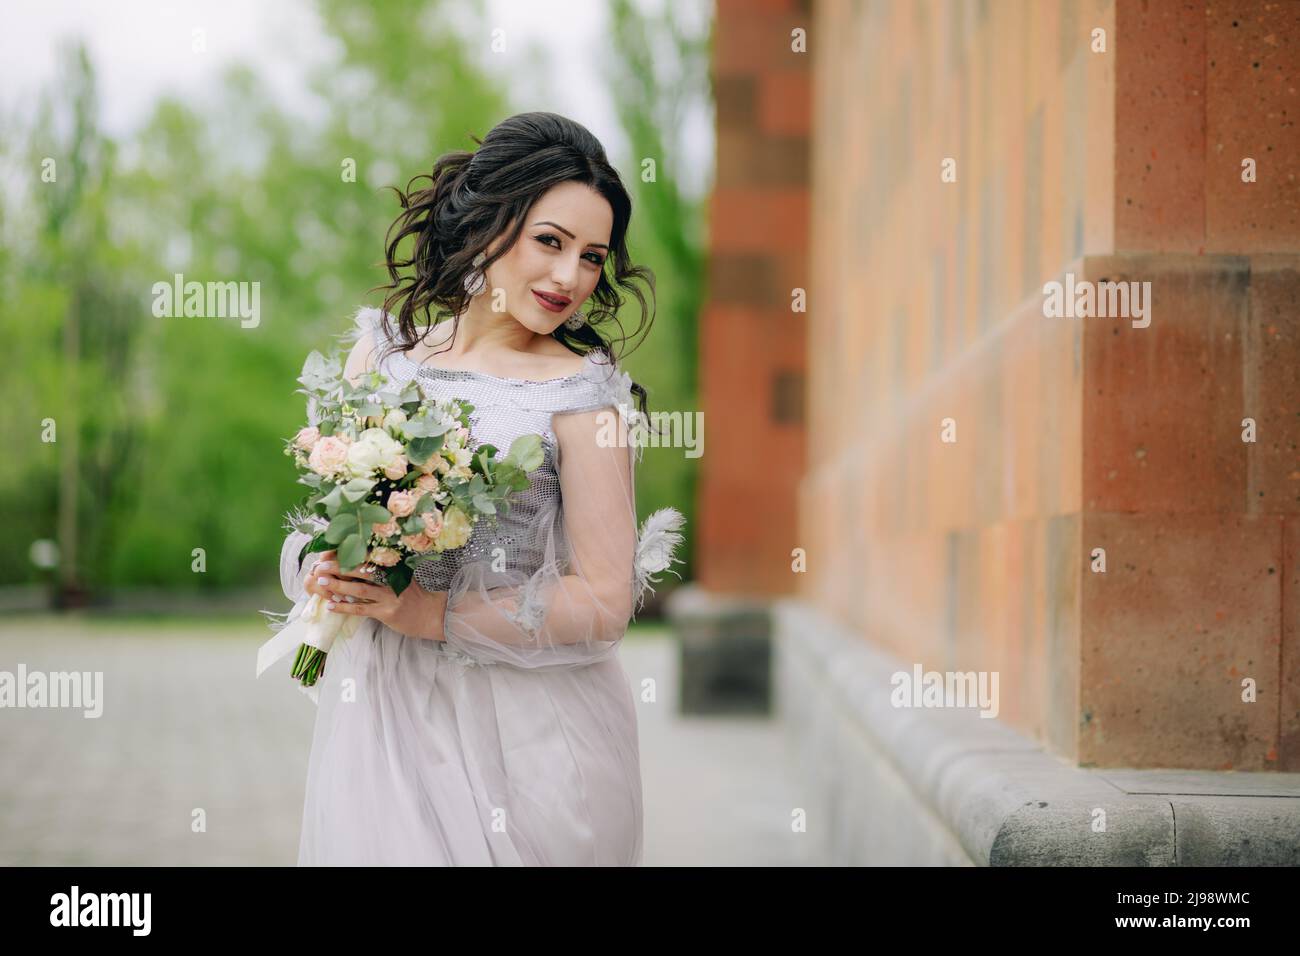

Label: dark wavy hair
[368,111,656,419]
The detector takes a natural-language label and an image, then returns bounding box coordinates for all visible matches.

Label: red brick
[710,190,810,254]
[1282,515,1300,769]
[1205,3,1300,251]
[1244,256,1300,514]
[1079,512,1283,769]
[1114,0,1207,251]
[758,71,811,136]
[1081,255,1249,513]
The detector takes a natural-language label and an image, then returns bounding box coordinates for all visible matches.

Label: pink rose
[415,474,440,494]
[401,532,435,553]
[421,508,443,538]
[386,490,416,517]
[294,426,320,451]
[455,426,470,443]
[418,452,454,476]
[368,547,400,567]
[372,519,399,538]
[383,454,409,481]
[308,436,350,476]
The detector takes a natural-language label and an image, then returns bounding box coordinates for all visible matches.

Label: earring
[564,309,587,331]
[463,252,487,297]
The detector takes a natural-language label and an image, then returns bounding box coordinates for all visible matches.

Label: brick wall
[698,0,812,595]
[796,0,1299,769]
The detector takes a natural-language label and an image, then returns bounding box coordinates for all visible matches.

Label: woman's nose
[552,257,579,289]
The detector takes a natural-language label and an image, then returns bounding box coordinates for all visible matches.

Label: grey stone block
[1170,797,1300,865]
[666,586,771,716]
[771,597,1300,866]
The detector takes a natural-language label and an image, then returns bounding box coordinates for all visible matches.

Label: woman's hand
[303,550,340,601]
[309,552,449,642]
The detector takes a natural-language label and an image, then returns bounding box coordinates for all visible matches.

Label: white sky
[0,0,713,198]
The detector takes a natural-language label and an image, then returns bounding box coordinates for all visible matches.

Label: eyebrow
[532,221,609,250]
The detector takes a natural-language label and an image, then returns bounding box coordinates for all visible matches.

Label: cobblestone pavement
[0,615,816,866]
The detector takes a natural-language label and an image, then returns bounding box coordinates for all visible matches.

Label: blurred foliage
[606,0,708,592]
[0,0,708,601]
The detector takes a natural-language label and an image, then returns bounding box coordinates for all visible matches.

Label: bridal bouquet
[257,345,544,694]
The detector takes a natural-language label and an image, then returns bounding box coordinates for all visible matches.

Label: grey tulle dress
[275,306,684,866]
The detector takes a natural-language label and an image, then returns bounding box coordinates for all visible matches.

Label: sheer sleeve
[440,391,639,670]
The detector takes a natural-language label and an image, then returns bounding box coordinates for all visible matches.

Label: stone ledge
[771,598,1300,866]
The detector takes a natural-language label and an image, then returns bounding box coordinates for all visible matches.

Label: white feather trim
[633,507,686,614]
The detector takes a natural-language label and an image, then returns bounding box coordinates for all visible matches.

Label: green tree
[605,0,711,582]
[1,0,707,606]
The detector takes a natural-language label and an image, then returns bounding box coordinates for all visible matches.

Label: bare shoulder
[343,329,377,386]
[405,321,587,380]
[526,338,588,378]
[534,349,588,379]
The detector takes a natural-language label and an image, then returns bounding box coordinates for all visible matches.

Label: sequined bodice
[373,331,627,594]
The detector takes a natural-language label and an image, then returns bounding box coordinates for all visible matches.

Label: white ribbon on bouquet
[256,591,362,704]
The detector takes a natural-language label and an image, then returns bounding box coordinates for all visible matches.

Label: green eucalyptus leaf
[324,514,356,544]
[402,417,452,438]
[358,503,392,524]
[320,484,344,513]
[339,478,375,502]
[299,350,341,391]
[338,533,367,570]
[503,433,544,472]
[406,436,441,464]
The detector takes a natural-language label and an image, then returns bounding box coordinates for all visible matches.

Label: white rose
[345,436,384,477]
[383,409,408,434]
[347,427,404,477]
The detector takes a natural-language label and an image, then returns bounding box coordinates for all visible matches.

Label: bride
[274,112,684,866]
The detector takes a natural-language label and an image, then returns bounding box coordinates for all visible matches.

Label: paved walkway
[0,615,816,866]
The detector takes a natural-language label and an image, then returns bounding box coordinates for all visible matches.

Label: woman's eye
[537,234,605,267]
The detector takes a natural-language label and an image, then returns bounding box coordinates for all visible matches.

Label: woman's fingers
[308,565,350,600]
[306,557,349,596]
[335,563,377,582]
[308,557,387,609]
[312,558,373,581]
[304,553,336,594]
[326,576,388,603]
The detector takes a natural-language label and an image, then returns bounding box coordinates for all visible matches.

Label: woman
[277,112,683,865]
